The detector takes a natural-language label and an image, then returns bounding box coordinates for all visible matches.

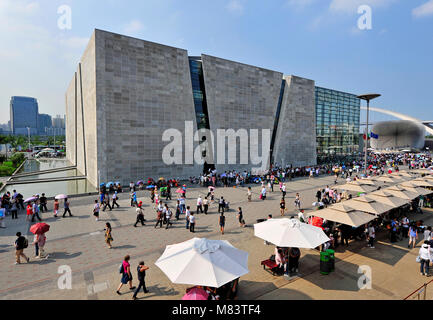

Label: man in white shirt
[189,212,196,233]
[196,196,203,214]
[134,206,145,227]
[185,206,191,230]
[281,184,286,199]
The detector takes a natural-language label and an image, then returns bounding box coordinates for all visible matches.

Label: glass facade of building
[188,57,210,130]
[10,96,39,135]
[315,87,360,163]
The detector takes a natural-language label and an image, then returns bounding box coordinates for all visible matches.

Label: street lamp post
[357,94,381,175]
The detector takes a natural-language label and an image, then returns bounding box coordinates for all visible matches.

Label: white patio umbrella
[55,194,68,200]
[155,238,249,288]
[254,218,329,249]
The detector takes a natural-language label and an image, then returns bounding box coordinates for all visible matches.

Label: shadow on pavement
[238,280,312,300]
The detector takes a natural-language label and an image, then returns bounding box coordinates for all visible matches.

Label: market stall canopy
[254,218,329,249]
[340,196,394,215]
[311,207,376,227]
[409,179,433,187]
[336,183,377,193]
[155,238,249,288]
[367,190,410,207]
[372,176,405,183]
[397,185,432,196]
[383,186,420,200]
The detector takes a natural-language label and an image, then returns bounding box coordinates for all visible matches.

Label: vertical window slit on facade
[270,79,286,164]
[188,57,210,130]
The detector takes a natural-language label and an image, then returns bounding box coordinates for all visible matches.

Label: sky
[0,0,432,126]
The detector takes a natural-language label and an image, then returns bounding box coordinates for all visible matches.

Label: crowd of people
[6,151,433,296]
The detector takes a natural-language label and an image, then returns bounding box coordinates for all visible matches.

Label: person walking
[260,187,267,201]
[419,241,431,276]
[102,194,112,212]
[112,192,120,209]
[189,212,196,233]
[154,206,163,229]
[132,261,149,300]
[316,189,322,203]
[134,206,146,227]
[219,213,225,235]
[281,184,286,199]
[196,196,203,214]
[62,198,72,217]
[185,206,191,229]
[53,199,59,218]
[14,232,29,265]
[166,184,172,201]
[247,187,252,202]
[175,200,181,220]
[104,222,113,249]
[165,206,173,229]
[280,198,286,216]
[26,203,33,222]
[203,197,209,215]
[11,199,18,219]
[40,193,48,213]
[218,197,225,213]
[179,196,186,214]
[294,193,301,210]
[409,225,418,249]
[93,200,100,221]
[130,191,137,207]
[237,207,245,228]
[31,201,42,222]
[35,233,47,259]
[116,255,136,295]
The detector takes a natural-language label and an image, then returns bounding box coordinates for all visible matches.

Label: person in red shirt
[26,203,33,222]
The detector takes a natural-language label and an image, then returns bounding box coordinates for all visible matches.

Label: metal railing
[404,279,433,300]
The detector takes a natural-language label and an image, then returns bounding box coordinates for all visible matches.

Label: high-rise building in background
[10,96,39,135]
[52,115,66,135]
[38,113,52,135]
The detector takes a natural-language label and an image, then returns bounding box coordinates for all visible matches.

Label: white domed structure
[370,120,425,150]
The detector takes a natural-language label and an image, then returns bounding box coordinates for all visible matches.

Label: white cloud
[413,0,433,18]
[329,0,396,13]
[226,0,244,15]
[123,19,145,34]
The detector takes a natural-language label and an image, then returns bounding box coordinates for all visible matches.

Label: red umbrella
[30,223,50,234]
[176,188,185,194]
[182,287,209,300]
[310,216,324,229]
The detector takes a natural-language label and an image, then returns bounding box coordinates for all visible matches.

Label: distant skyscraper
[38,113,52,135]
[52,115,65,129]
[10,96,39,135]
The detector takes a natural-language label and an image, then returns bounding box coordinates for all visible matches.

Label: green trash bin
[320,251,330,275]
[326,249,335,272]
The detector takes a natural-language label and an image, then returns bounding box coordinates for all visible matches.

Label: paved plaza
[0,174,431,300]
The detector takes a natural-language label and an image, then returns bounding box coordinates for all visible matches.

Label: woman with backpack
[116,255,136,295]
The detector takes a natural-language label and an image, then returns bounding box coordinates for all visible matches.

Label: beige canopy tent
[311,207,376,227]
[404,186,433,196]
[402,180,433,188]
[395,171,415,178]
[411,179,433,187]
[372,176,405,183]
[367,190,410,207]
[336,183,377,193]
[340,196,394,215]
[348,179,383,186]
[383,186,420,200]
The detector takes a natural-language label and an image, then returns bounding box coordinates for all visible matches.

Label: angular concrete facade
[66,29,320,186]
[273,76,317,167]
[201,54,283,173]
[66,30,201,187]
